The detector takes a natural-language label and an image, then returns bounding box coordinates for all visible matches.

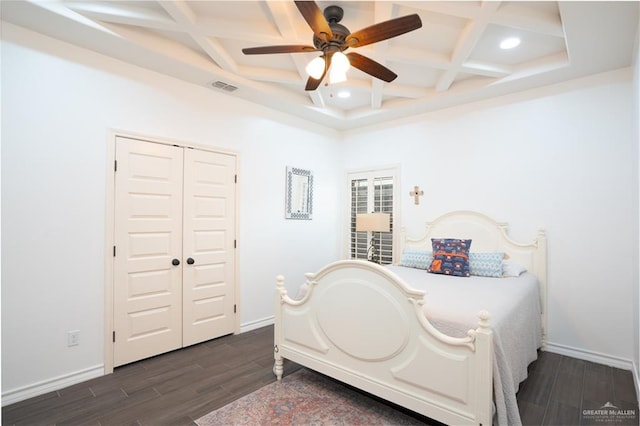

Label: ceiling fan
[242,1,422,91]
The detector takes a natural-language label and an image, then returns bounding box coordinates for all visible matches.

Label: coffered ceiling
[2,1,638,130]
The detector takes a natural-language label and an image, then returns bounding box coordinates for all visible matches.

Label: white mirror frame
[286,166,313,220]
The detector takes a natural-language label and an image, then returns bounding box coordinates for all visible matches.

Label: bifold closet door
[113,137,184,366]
[113,137,237,366]
[182,149,236,347]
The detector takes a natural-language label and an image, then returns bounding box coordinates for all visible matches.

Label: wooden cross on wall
[409,186,424,205]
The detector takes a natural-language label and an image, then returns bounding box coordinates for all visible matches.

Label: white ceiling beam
[395,1,484,20]
[29,1,118,34]
[493,52,569,84]
[384,46,450,69]
[99,21,219,70]
[367,2,395,109]
[237,65,304,84]
[435,1,501,92]
[265,1,301,40]
[396,1,563,37]
[66,2,178,31]
[195,17,296,44]
[158,0,196,27]
[371,80,384,108]
[69,2,295,44]
[492,4,564,37]
[460,60,512,78]
[382,84,430,99]
[308,89,326,108]
[159,0,238,72]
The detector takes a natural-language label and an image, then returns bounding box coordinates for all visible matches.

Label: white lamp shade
[356,213,390,232]
[332,51,350,73]
[306,56,325,79]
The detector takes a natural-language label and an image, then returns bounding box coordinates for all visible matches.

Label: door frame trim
[104,129,240,374]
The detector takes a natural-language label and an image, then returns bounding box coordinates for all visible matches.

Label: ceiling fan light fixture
[242,2,423,91]
[332,51,350,73]
[306,56,326,79]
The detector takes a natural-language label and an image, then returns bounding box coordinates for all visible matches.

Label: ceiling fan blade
[346,52,397,83]
[294,1,333,41]
[305,53,331,91]
[305,75,323,91]
[345,14,422,48]
[242,45,317,55]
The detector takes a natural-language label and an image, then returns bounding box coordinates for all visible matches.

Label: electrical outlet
[67,330,80,347]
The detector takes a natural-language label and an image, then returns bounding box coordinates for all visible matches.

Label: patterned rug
[196,368,432,425]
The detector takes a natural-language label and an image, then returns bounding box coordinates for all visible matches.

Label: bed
[273,210,547,425]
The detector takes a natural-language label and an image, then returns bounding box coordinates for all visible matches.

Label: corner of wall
[634,8,640,407]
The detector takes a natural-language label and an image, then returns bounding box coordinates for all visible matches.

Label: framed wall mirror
[286,166,313,220]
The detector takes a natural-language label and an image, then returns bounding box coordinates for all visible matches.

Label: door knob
[172,258,180,266]
[187,257,195,265]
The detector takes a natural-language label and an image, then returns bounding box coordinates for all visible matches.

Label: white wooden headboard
[396,210,548,346]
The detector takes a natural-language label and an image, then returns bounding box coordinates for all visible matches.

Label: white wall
[341,70,637,366]
[1,23,341,398]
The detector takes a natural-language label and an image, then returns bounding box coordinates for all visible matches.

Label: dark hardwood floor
[2,325,638,425]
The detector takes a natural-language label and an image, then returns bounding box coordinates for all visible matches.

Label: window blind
[349,174,394,264]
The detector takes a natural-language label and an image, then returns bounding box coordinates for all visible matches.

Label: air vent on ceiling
[209,80,238,92]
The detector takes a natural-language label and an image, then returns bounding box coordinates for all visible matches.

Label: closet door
[182,149,236,346]
[113,137,184,366]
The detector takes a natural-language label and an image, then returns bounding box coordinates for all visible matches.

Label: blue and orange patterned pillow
[428,238,472,277]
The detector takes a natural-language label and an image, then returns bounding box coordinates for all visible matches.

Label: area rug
[196,368,431,425]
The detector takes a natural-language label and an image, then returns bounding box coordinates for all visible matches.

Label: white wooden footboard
[274,260,493,426]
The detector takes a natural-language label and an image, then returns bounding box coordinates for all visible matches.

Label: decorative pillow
[428,238,472,277]
[399,249,433,270]
[503,259,527,277]
[469,252,505,278]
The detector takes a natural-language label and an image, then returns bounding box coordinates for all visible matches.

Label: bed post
[273,275,286,380]
[536,229,548,349]
[475,310,493,426]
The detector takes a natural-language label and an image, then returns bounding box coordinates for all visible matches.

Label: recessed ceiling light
[337,90,351,99]
[500,37,521,50]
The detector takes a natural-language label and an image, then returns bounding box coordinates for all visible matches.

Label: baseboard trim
[2,364,104,407]
[545,342,633,370]
[239,315,275,333]
[3,318,276,407]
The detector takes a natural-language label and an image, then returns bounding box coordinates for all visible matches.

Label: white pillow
[502,259,527,277]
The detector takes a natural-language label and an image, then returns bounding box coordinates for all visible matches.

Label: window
[348,168,397,264]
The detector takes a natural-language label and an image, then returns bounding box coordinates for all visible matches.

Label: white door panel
[114,137,183,366]
[182,149,236,347]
